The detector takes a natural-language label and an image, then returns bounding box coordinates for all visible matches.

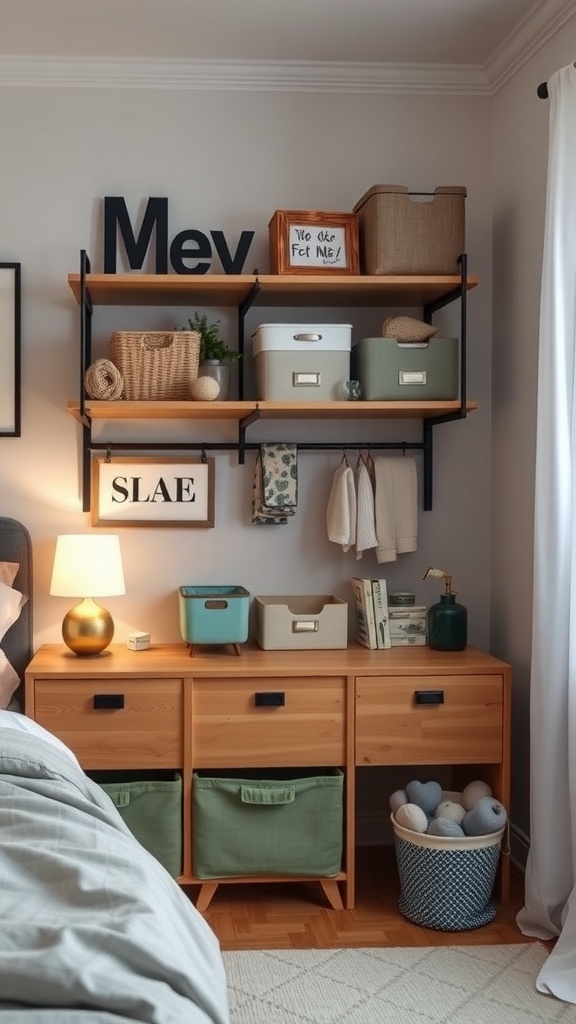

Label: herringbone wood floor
[191,847,531,951]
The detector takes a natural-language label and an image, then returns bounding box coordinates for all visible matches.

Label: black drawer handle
[254,692,285,707]
[414,690,444,705]
[93,694,125,710]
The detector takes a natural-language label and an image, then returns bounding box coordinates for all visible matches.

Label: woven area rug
[222,943,569,1024]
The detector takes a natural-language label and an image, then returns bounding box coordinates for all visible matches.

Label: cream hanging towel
[355,455,378,559]
[373,456,418,562]
[326,459,357,552]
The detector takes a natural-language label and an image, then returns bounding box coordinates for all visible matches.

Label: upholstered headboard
[0,517,32,683]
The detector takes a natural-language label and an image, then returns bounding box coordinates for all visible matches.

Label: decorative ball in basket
[110,330,200,400]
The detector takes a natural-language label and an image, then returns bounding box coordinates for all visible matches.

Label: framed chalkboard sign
[269,210,359,275]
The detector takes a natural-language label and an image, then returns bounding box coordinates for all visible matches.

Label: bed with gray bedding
[0,518,229,1023]
[0,727,230,1024]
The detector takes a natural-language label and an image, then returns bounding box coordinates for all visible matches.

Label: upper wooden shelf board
[68,399,479,424]
[67,272,479,309]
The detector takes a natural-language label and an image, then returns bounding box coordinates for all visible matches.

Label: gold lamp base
[62,598,114,656]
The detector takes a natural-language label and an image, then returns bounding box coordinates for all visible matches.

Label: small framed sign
[269,210,359,275]
[91,456,215,528]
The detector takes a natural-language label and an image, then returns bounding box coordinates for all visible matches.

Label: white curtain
[516,62,576,1003]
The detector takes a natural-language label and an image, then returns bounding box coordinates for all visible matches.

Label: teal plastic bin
[179,586,250,645]
[192,768,344,879]
[91,770,182,878]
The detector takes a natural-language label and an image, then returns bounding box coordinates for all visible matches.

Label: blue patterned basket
[392,813,504,931]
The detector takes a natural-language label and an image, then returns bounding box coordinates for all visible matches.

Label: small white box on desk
[388,606,427,647]
[127,632,151,651]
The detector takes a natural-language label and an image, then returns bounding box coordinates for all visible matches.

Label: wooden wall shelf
[67,251,478,511]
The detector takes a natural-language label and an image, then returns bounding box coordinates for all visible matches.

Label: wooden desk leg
[196,882,219,913]
[320,880,344,910]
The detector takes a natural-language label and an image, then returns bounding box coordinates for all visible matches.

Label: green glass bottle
[427,592,467,651]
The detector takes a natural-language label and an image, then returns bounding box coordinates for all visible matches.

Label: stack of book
[351,577,392,649]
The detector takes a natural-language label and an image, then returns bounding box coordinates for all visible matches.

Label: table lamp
[50,534,125,655]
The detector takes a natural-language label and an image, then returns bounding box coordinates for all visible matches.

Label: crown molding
[0,56,489,94]
[0,0,572,95]
[485,0,576,93]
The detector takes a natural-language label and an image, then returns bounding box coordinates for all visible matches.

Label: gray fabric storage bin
[193,769,344,879]
[352,336,459,401]
[92,770,182,878]
[253,595,348,650]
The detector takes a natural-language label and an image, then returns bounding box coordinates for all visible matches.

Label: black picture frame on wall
[0,263,21,437]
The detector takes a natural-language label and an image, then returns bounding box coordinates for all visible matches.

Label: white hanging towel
[326,459,357,552]
[373,457,418,562]
[355,457,378,559]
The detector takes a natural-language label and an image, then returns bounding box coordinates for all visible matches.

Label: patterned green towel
[252,443,298,525]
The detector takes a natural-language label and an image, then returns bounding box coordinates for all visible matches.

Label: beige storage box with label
[352,336,459,401]
[253,595,348,650]
[353,185,466,275]
[251,324,352,401]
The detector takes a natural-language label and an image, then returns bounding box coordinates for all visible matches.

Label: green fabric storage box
[192,769,344,879]
[352,336,459,401]
[92,770,182,878]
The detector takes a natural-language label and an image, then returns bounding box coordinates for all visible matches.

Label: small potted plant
[185,312,241,400]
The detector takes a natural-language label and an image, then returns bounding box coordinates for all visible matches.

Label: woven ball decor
[381,316,439,343]
[190,376,221,401]
[84,359,124,400]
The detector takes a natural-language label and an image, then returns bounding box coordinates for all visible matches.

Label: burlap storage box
[110,330,200,400]
[193,769,344,878]
[253,595,348,650]
[353,185,466,275]
[392,797,504,931]
[92,771,182,878]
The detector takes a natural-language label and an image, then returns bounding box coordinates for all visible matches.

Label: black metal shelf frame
[75,251,470,513]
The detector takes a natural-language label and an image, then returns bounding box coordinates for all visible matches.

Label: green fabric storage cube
[352,336,458,401]
[92,771,182,878]
[193,769,344,879]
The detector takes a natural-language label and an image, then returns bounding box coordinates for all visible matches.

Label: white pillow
[0,579,26,643]
[0,562,19,586]
[0,651,20,709]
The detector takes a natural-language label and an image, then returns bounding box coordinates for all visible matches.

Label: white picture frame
[0,264,21,437]
[91,456,215,528]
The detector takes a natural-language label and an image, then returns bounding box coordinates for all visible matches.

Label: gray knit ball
[427,817,465,838]
[462,779,492,810]
[389,789,408,814]
[434,800,466,824]
[462,797,507,836]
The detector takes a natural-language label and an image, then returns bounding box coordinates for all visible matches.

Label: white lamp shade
[50,534,125,598]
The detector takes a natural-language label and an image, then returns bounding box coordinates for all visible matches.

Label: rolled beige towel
[85,358,124,400]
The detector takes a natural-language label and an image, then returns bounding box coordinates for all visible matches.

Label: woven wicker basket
[110,331,200,401]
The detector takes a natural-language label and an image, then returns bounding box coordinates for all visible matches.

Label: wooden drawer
[355,675,503,765]
[192,676,346,768]
[32,679,183,769]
